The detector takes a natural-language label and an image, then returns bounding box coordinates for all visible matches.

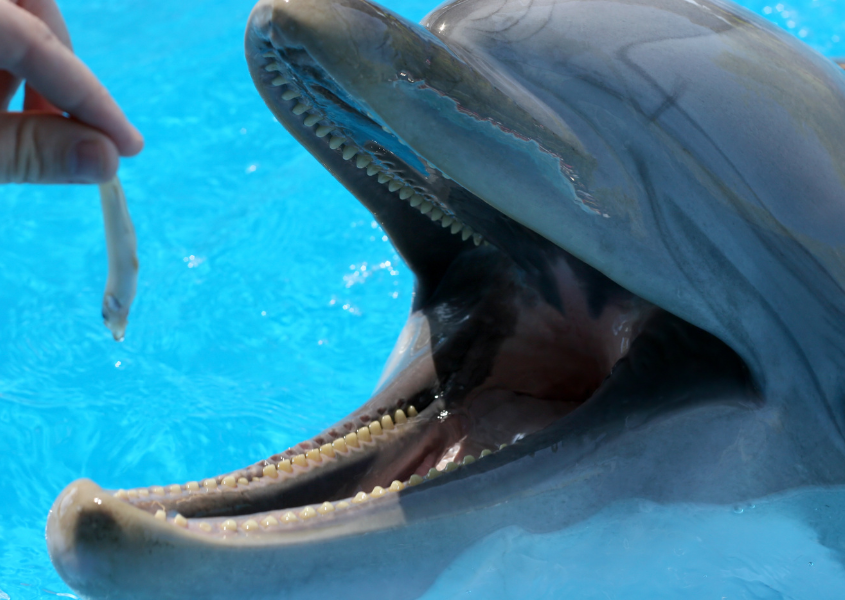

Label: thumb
[0,112,118,184]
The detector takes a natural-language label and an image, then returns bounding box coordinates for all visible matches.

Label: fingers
[0,112,119,184]
[14,0,73,48]
[0,1,143,156]
[23,83,62,113]
[0,71,21,111]
[0,0,70,111]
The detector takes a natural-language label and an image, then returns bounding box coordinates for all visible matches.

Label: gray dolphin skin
[46,0,845,597]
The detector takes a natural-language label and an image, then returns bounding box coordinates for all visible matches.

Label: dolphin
[46,0,845,597]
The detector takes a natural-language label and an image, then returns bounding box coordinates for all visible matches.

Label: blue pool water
[1,0,843,598]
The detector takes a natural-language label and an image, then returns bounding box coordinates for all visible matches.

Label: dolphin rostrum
[46,0,845,597]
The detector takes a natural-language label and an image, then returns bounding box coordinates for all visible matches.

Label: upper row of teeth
[262,54,484,246]
[152,443,509,535]
[114,406,421,501]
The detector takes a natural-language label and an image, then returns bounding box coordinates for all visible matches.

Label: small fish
[99,176,138,341]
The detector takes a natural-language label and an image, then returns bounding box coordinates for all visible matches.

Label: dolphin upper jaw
[252,0,845,423]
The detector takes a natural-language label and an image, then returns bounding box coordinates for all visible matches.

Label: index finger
[0,2,144,156]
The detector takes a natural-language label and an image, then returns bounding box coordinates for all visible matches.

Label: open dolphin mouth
[47,0,845,597]
[50,0,745,539]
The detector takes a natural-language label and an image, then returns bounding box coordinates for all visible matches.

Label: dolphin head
[47,0,845,598]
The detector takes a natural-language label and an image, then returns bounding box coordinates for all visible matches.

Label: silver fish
[99,175,138,342]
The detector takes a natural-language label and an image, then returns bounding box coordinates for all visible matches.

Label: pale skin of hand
[0,0,144,183]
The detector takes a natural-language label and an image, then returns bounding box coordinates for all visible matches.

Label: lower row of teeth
[112,399,509,534]
[148,444,507,535]
[262,54,484,246]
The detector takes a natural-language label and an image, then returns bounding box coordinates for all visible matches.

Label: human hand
[0,0,144,184]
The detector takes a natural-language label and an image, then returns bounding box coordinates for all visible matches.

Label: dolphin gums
[47,0,845,597]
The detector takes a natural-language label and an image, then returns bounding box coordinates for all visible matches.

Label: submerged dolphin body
[47,0,845,597]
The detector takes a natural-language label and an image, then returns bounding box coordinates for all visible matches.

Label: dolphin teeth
[388,180,402,192]
[357,426,372,443]
[366,164,380,176]
[444,461,459,472]
[429,208,444,221]
[261,515,278,527]
[329,135,345,150]
[409,194,423,207]
[281,89,301,101]
[342,145,357,160]
[303,113,321,127]
[264,63,282,72]
[292,102,309,115]
[480,449,492,457]
[377,173,391,184]
[473,233,483,246]
[123,400,433,527]
[419,201,433,214]
[462,455,476,465]
[461,228,473,241]
[441,216,454,228]
[451,221,463,234]
[315,125,332,138]
[398,186,413,200]
[271,76,287,86]
[320,443,336,458]
[356,154,373,169]
[242,519,259,532]
[262,51,276,58]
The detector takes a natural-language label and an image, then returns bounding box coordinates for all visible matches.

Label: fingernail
[71,140,107,182]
